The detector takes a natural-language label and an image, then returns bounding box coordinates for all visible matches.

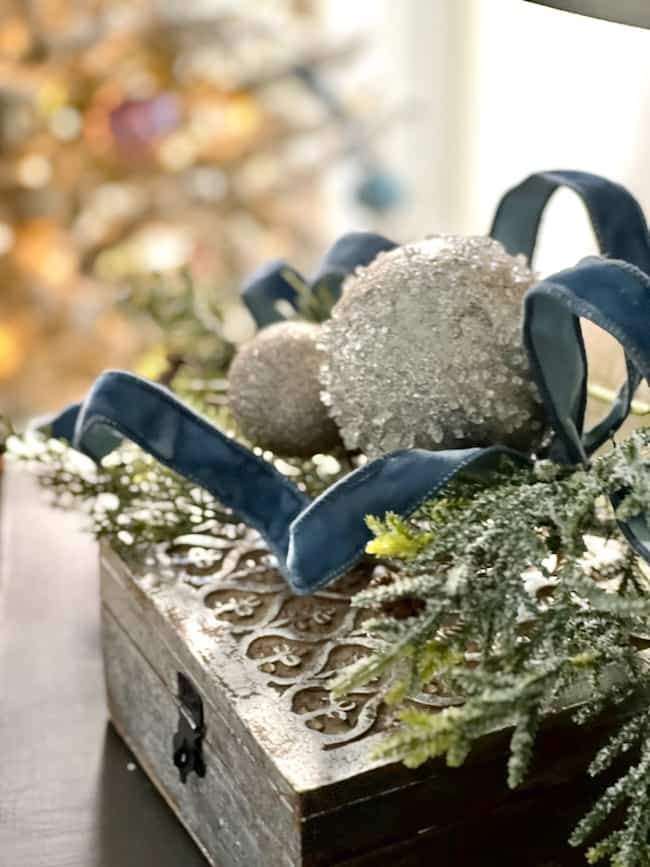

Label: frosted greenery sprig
[4,398,352,559]
[333,429,650,866]
[121,269,236,376]
[7,432,227,559]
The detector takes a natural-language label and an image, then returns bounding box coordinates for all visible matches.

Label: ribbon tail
[287,446,530,594]
[35,401,82,442]
[47,370,310,572]
[310,231,397,302]
[617,515,650,565]
[524,257,650,463]
[241,260,305,328]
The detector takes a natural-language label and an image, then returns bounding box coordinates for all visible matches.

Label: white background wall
[323,0,650,277]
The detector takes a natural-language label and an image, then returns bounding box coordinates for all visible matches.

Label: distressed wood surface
[0,464,207,867]
[103,606,299,866]
[100,492,636,866]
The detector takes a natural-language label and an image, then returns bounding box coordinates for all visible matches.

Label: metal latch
[172,672,206,783]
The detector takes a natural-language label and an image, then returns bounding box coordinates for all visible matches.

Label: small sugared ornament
[229,320,340,457]
[319,235,545,458]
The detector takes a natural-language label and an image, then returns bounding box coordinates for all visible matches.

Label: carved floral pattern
[136,517,449,749]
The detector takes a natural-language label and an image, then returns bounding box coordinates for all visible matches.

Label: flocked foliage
[7,432,227,560]
[332,430,650,866]
[3,392,351,562]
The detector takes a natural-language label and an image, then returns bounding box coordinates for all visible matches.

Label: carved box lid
[99,509,458,820]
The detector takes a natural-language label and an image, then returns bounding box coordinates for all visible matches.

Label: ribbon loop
[241,260,304,328]
[523,257,650,464]
[311,231,396,296]
[491,169,650,274]
[242,232,396,329]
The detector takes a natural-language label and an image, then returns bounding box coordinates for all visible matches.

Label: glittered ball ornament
[319,235,546,458]
[228,320,341,457]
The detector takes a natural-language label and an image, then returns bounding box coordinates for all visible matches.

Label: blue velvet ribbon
[46,170,650,593]
[241,231,396,328]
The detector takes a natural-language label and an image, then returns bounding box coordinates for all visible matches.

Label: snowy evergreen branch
[333,429,650,866]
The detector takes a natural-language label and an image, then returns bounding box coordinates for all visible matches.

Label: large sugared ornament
[228,320,340,457]
[319,235,546,457]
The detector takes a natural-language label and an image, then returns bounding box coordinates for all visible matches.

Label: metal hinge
[172,672,206,784]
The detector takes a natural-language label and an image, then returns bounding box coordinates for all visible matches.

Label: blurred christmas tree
[0,0,398,418]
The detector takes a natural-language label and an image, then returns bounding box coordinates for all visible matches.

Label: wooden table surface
[0,463,207,867]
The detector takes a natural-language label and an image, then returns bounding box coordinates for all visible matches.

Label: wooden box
[100,517,623,866]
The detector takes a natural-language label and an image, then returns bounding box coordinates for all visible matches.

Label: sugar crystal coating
[319,235,546,458]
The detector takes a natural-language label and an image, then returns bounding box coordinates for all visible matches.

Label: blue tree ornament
[46,170,650,594]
